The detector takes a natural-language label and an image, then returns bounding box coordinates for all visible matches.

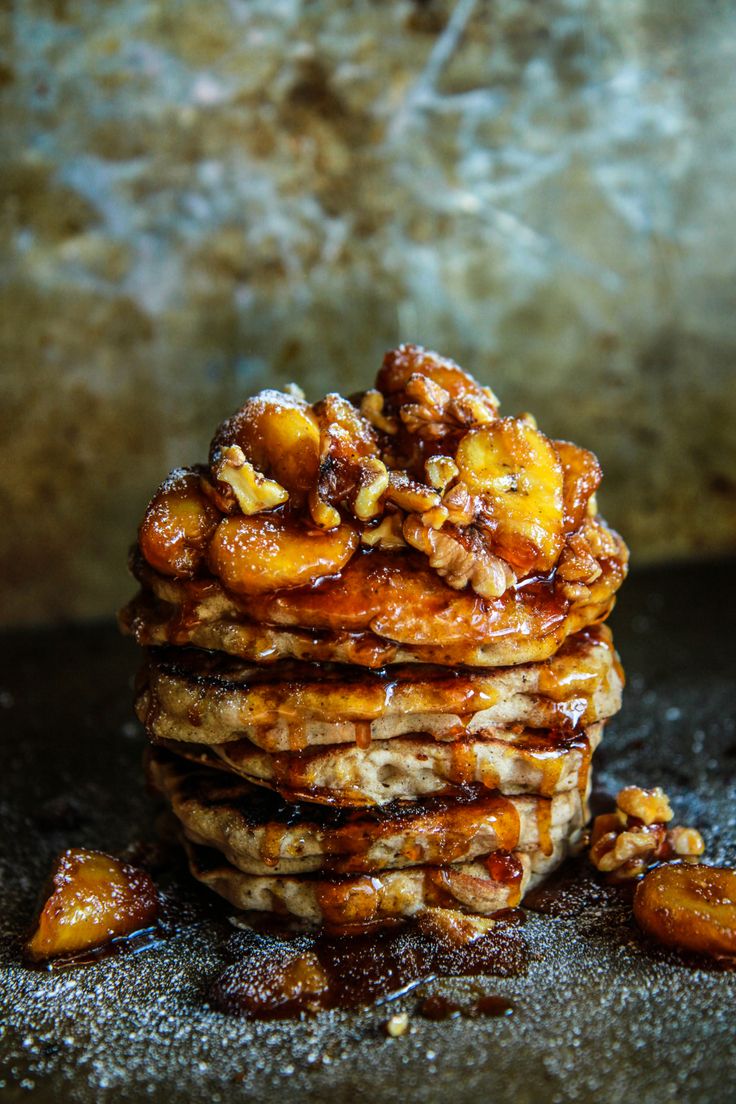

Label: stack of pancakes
[122,344,628,930]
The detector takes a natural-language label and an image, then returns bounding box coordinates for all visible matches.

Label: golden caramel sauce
[484,853,525,908]
[259,823,284,870]
[354,721,373,750]
[126,541,626,671]
[418,992,515,1020]
[313,876,384,930]
[449,740,478,786]
[535,799,554,857]
[286,719,307,753]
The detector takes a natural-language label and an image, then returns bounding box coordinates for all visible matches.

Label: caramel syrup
[418,992,515,1020]
[209,912,527,1019]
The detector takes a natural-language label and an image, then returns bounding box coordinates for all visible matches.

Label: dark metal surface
[1,561,735,1103]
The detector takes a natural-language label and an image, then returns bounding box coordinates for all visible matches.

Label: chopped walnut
[421,504,450,530]
[590,825,666,875]
[399,373,497,438]
[400,374,454,439]
[212,446,289,515]
[617,786,673,826]
[557,580,592,602]
[556,531,603,585]
[581,516,620,558]
[386,470,441,513]
[311,393,386,526]
[384,1012,410,1037]
[361,511,407,551]
[450,393,497,427]
[589,785,704,881]
[667,826,705,858]
[360,390,398,435]
[440,481,479,526]
[425,455,459,493]
[403,516,515,598]
[308,486,341,530]
[353,458,389,521]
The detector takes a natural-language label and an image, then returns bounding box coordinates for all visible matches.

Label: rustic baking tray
[1,560,735,1103]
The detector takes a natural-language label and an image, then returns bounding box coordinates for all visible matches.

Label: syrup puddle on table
[208,909,528,1019]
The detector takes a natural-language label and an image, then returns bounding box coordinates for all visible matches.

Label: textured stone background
[1,0,735,625]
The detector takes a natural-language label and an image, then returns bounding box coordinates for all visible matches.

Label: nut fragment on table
[384,1012,410,1037]
[589,786,705,882]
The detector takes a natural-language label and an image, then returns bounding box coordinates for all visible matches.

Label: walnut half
[403,516,515,599]
[212,445,289,515]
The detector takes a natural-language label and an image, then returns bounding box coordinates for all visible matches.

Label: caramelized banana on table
[133,344,627,610]
[25,849,159,963]
[634,864,736,959]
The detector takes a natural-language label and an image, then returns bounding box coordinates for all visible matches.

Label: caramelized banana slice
[457,419,564,574]
[554,439,603,533]
[139,468,221,578]
[633,863,736,959]
[25,849,159,962]
[210,390,320,507]
[377,344,499,409]
[209,514,359,595]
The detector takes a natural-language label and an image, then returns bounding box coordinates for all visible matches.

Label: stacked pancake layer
[123,345,628,929]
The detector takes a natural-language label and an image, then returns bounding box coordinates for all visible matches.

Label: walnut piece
[353,457,389,521]
[440,481,478,526]
[384,1012,410,1038]
[556,530,603,585]
[425,454,459,493]
[360,389,398,435]
[617,786,673,826]
[400,374,453,438]
[403,516,515,599]
[212,445,289,515]
[386,470,441,513]
[308,486,341,530]
[668,826,706,858]
[589,785,704,882]
[361,511,407,551]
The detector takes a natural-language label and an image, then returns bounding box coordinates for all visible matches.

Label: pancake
[161,722,601,807]
[185,835,578,924]
[136,626,622,750]
[123,525,626,669]
[147,747,585,875]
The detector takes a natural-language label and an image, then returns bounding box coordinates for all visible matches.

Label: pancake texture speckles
[159,723,601,807]
[147,747,585,875]
[135,625,622,750]
[185,836,580,924]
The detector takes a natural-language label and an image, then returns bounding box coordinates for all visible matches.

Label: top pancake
[123,524,626,669]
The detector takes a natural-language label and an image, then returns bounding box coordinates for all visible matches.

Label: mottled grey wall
[1,0,736,625]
